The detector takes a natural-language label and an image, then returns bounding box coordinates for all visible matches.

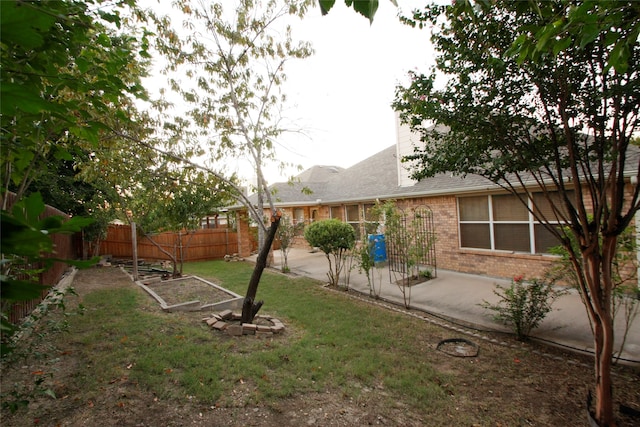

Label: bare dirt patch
[1,266,639,426]
[144,276,236,307]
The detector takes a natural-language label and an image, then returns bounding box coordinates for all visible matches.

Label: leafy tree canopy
[1,0,152,349]
[394,0,638,196]
[128,167,234,236]
[393,1,639,425]
[1,0,151,199]
[318,0,396,23]
[142,0,314,259]
[506,0,640,73]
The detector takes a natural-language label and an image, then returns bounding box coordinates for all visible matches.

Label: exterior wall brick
[241,182,637,281]
[237,211,253,257]
[393,195,555,279]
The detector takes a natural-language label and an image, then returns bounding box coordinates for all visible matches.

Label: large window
[346,204,361,240]
[330,206,344,221]
[329,204,380,240]
[458,193,567,254]
[293,208,305,226]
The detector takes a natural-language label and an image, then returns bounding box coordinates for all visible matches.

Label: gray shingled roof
[247,142,640,207]
[295,165,344,182]
[249,145,497,206]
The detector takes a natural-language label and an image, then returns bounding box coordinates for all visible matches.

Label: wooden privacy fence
[100,224,239,262]
[2,192,81,325]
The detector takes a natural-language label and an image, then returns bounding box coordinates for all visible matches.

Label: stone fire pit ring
[203,309,285,337]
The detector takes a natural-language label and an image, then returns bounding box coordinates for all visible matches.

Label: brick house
[234,118,639,281]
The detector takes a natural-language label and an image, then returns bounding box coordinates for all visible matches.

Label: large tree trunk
[593,317,615,426]
[583,235,617,427]
[241,212,281,324]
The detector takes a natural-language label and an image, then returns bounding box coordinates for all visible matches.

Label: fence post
[131,222,138,280]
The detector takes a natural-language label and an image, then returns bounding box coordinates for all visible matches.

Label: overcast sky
[140,0,437,185]
[261,0,436,183]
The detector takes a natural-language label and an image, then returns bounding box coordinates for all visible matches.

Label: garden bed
[138,275,243,312]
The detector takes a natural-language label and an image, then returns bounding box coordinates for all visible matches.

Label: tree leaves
[506,0,640,73]
[0,1,57,50]
[2,193,94,259]
[146,0,313,241]
[346,0,378,24]
[318,0,336,16]
[393,4,639,424]
[1,0,150,200]
[1,0,148,355]
[319,0,398,24]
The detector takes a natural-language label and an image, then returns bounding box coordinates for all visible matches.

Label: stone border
[202,309,285,337]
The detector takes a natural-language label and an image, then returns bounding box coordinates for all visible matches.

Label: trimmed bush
[304,219,355,287]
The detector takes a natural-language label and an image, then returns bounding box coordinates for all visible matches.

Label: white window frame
[458,194,563,254]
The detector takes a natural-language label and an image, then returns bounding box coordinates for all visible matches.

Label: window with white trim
[458,193,568,254]
[329,204,381,241]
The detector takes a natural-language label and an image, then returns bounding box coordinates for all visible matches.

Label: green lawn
[181,261,450,408]
[3,260,637,426]
[45,260,449,413]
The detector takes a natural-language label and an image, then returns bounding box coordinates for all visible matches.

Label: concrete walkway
[256,247,639,365]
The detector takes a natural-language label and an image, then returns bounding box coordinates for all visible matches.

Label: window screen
[533,191,574,221]
[330,206,344,221]
[494,224,530,252]
[458,192,566,254]
[492,194,528,221]
[460,223,491,249]
[459,196,489,221]
[534,224,562,254]
[346,205,360,222]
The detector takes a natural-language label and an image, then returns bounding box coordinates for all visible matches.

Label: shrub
[354,239,377,297]
[481,276,564,341]
[304,219,355,287]
[276,215,303,273]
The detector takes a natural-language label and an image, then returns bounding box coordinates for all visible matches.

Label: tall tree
[1,0,150,203]
[1,0,153,255]
[393,2,639,426]
[144,0,313,322]
[1,0,150,349]
[146,0,312,247]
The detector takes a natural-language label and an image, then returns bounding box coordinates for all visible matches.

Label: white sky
[261,0,436,184]
[139,0,437,185]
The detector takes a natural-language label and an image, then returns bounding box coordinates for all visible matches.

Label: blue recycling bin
[368,234,387,263]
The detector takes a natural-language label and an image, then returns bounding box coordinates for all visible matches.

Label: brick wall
[395,195,556,279]
[246,185,637,281]
[237,211,253,257]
